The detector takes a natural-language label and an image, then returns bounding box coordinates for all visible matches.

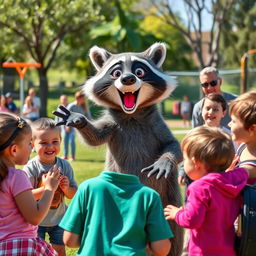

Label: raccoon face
[84,43,177,114]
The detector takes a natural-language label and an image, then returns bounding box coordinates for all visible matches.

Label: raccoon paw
[53,105,87,128]
[141,159,173,180]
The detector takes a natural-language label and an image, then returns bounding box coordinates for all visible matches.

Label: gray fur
[54,43,183,256]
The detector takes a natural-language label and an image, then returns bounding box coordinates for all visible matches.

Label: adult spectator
[5,92,18,114]
[63,91,91,161]
[0,95,10,113]
[180,95,192,127]
[28,88,40,120]
[22,96,39,122]
[192,66,237,129]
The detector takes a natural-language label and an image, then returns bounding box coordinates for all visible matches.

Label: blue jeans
[63,128,75,157]
[38,225,64,245]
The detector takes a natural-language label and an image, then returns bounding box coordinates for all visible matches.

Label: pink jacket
[175,168,248,256]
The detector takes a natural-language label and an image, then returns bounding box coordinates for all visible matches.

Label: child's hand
[178,176,186,186]
[164,205,182,220]
[41,173,47,186]
[59,175,70,192]
[44,165,61,191]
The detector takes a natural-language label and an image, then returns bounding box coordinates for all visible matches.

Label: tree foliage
[141,13,195,70]
[146,0,235,69]
[221,0,256,68]
[0,0,101,116]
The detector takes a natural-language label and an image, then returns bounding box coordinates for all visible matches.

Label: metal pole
[20,78,24,116]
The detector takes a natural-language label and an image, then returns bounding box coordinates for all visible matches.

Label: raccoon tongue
[123,93,135,108]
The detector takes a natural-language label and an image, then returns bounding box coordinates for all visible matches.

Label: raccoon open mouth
[119,90,139,111]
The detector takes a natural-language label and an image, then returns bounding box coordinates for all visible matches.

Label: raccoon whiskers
[94,85,110,95]
[144,81,165,93]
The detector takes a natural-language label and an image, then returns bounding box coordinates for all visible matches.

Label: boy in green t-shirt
[59,171,173,256]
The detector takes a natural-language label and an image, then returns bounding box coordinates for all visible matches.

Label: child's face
[229,114,250,144]
[202,98,225,127]
[183,151,207,180]
[32,128,61,164]
[15,131,32,165]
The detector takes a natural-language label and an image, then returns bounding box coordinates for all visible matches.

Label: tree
[59,0,158,79]
[141,14,195,70]
[89,0,157,53]
[146,0,235,69]
[221,0,256,68]
[0,0,101,116]
[0,27,27,94]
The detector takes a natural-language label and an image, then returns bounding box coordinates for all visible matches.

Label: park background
[1,1,256,255]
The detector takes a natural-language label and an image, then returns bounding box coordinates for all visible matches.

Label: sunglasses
[201,80,218,88]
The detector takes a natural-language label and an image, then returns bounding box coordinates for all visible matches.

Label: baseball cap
[5,92,12,98]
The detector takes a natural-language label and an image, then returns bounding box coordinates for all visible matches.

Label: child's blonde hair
[0,113,31,188]
[229,90,256,130]
[31,117,61,140]
[181,126,235,172]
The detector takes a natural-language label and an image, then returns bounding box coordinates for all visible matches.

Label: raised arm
[53,105,117,146]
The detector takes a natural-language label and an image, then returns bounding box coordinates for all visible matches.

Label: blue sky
[169,0,213,31]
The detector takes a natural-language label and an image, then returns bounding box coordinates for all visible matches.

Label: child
[180,95,192,127]
[59,171,173,256]
[165,126,249,255]
[229,90,256,182]
[23,117,78,256]
[0,113,59,255]
[202,93,228,130]
[179,93,235,186]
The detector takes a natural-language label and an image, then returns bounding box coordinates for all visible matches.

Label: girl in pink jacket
[165,126,249,256]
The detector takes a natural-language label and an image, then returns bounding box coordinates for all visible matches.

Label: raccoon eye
[112,69,122,78]
[135,68,145,78]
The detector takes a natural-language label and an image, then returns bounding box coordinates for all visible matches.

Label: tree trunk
[37,68,49,117]
[2,68,16,95]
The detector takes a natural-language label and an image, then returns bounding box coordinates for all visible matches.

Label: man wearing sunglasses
[192,66,237,129]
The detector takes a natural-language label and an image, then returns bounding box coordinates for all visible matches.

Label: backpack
[234,143,256,256]
[235,184,256,256]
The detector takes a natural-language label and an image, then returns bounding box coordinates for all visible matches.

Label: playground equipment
[2,61,41,114]
[240,49,256,94]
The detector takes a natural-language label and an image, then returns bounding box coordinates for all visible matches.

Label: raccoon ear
[143,42,167,68]
[89,46,112,71]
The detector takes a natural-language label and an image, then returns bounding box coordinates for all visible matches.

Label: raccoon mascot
[54,43,183,256]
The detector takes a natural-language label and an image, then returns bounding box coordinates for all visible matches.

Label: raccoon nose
[121,74,136,85]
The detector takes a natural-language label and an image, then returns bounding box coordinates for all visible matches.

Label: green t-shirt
[60,171,173,256]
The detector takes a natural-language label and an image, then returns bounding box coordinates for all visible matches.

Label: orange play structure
[2,61,41,114]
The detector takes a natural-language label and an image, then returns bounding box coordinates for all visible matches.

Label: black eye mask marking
[92,59,168,112]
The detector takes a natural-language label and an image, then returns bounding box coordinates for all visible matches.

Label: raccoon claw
[53,105,87,128]
[141,159,172,179]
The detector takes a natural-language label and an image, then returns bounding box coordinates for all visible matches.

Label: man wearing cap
[5,92,18,114]
[192,66,237,129]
